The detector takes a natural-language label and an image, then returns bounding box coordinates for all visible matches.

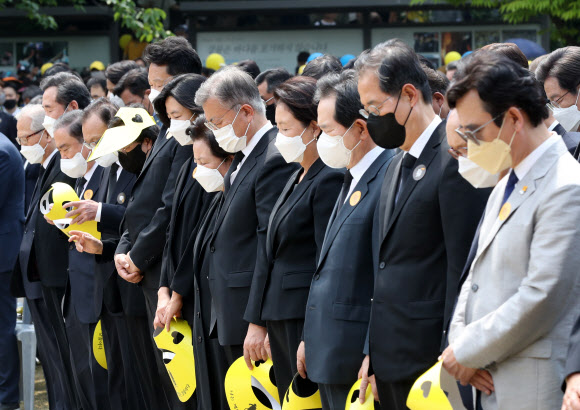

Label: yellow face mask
[345,379,375,410]
[39,182,101,240]
[225,357,281,410]
[153,319,196,403]
[282,373,321,410]
[92,320,107,370]
[466,115,516,175]
[406,361,466,410]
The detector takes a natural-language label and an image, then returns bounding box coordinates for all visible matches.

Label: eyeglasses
[83,141,98,150]
[204,107,234,131]
[263,97,274,105]
[548,90,571,109]
[447,146,467,160]
[16,129,44,145]
[455,112,505,146]
[359,95,394,119]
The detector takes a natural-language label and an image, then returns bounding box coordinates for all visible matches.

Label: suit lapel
[114,169,134,199]
[83,165,103,198]
[380,153,402,239]
[138,127,170,180]
[27,153,58,223]
[176,161,197,213]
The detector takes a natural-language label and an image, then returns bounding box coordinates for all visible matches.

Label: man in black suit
[0,131,24,410]
[11,104,78,409]
[194,66,299,366]
[112,37,202,409]
[297,71,395,409]
[355,41,489,409]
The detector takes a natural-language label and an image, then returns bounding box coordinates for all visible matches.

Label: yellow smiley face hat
[282,373,321,410]
[407,361,467,410]
[87,107,156,161]
[153,318,196,402]
[93,320,107,370]
[225,357,281,410]
[345,379,375,410]
[39,182,101,240]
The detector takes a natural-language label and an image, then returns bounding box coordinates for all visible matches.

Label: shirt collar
[83,162,99,183]
[241,121,273,158]
[42,149,57,169]
[513,132,560,181]
[548,120,559,132]
[349,146,385,183]
[407,116,442,159]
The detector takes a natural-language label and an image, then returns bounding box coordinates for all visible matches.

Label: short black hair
[536,46,580,94]
[235,60,261,80]
[143,37,202,75]
[55,110,84,143]
[40,72,91,109]
[109,103,159,144]
[113,68,149,98]
[22,85,42,102]
[187,114,230,160]
[480,43,529,69]
[422,64,449,95]
[297,51,310,65]
[355,40,432,104]
[82,97,118,125]
[105,60,139,86]
[87,75,107,94]
[256,68,292,93]
[447,51,548,127]
[153,73,207,127]
[314,69,364,128]
[274,76,318,128]
[302,55,342,80]
[44,62,74,78]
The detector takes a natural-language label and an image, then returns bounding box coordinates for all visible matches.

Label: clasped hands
[114,252,143,283]
[440,345,494,396]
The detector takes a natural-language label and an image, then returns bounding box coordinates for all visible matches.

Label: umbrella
[504,38,547,60]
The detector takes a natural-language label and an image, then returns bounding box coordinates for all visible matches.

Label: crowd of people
[2,34,580,410]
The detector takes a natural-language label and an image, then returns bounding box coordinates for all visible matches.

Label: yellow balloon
[345,379,374,410]
[119,34,133,50]
[205,53,225,71]
[406,361,453,410]
[225,357,281,410]
[444,51,462,66]
[93,320,107,370]
[153,319,196,402]
[39,182,101,240]
[282,373,321,410]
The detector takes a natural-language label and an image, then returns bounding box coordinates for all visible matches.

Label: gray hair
[194,66,265,116]
[16,104,45,132]
[54,110,84,143]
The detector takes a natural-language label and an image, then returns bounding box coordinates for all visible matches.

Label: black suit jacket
[303,149,394,385]
[369,122,490,383]
[92,165,142,317]
[12,151,76,295]
[245,158,343,323]
[159,158,214,296]
[65,166,104,324]
[554,123,580,158]
[208,127,300,346]
[116,128,192,290]
[0,112,17,148]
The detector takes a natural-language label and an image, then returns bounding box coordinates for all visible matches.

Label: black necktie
[75,177,86,197]
[224,151,245,194]
[399,153,417,190]
[501,170,518,208]
[107,163,119,203]
[337,170,353,212]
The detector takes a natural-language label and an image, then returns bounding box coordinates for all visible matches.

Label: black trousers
[100,308,147,410]
[375,376,414,410]
[222,343,244,367]
[41,285,79,408]
[266,319,304,404]
[318,382,352,410]
[0,271,19,406]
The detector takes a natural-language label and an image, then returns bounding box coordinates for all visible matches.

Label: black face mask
[3,99,17,110]
[366,93,413,149]
[118,144,147,175]
[265,104,277,125]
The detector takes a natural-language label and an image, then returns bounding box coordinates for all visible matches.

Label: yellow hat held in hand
[282,373,321,410]
[345,379,374,410]
[407,361,466,410]
[39,182,101,240]
[93,320,107,370]
[153,319,196,403]
[225,357,281,410]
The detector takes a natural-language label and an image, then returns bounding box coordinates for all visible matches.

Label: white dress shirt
[230,121,273,183]
[344,146,384,202]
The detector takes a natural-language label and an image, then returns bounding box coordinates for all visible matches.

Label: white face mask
[274,127,316,163]
[168,114,194,146]
[194,158,227,192]
[552,92,580,132]
[107,92,125,108]
[457,155,500,188]
[211,107,251,153]
[148,88,161,104]
[95,151,118,168]
[20,132,47,164]
[42,115,57,138]
[61,146,89,178]
[317,123,359,169]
